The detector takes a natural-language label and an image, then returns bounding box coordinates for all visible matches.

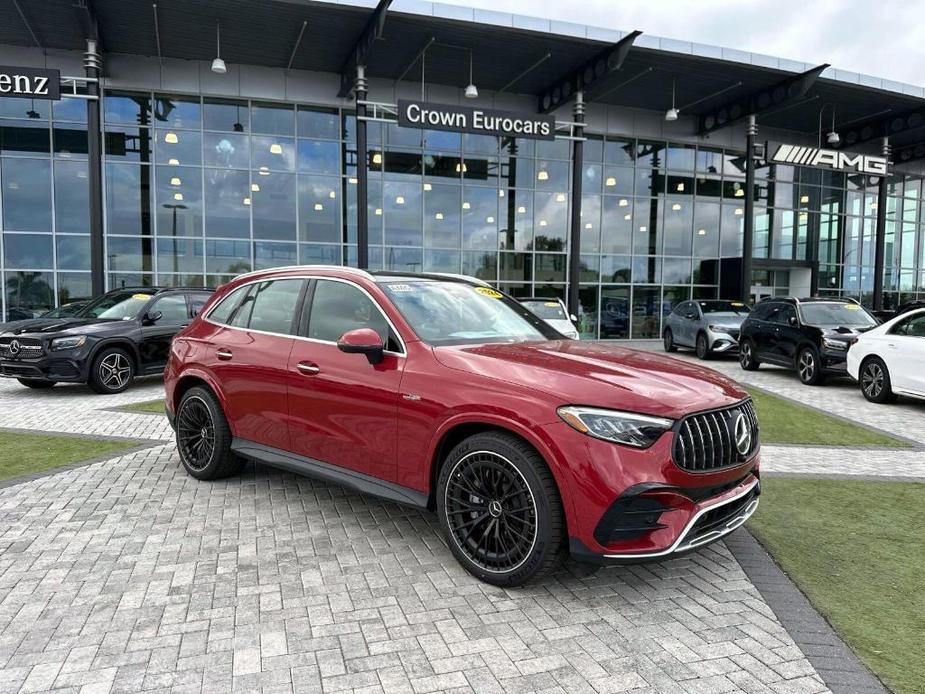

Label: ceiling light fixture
[423,182,432,191]
[539,219,547,227]
[168,158,179,166]
[348,177,357,184]
[605,177,616,187]
[734,187,744,197]
[462,201,471,210]
[537,170,549,181]
[314,203,323,211]
[486,216,495,223]
[258,166,269,176]
[499,189,505,197]
[328,190,336,199]
[555,193,566,202]
[800,194,809,203]
[170,177,181,186]
[372,152,382,164]
[698,228,707,236]
[269,143,283,154]
[618,198,628,207]
[676,182,685,192]
[585,222,592,229]
[243,197,251,206]
[465,50,479,99]
[435,212,444,220]
[375,207,382,215]
[251,183,260,192]
[395,195,405,205]
[734,207,744,216]
[211,21,227,74]
[624,213,631,220]
[173,192,183,201]
[671,202,682,211]
[639,225,647,232]
[517,206,526,214]
[665,79,679,121]
[164,132,178,144]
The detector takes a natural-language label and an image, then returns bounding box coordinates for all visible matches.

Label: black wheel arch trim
[230,438,429,509]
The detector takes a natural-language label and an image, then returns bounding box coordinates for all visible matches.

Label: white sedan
[847,308,925,403]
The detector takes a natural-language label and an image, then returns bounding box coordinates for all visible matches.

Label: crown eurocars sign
[398,100,556,141]
[768,141,888,176]
[0,66,60,100]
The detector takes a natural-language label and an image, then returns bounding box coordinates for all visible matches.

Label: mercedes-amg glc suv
[165,267,761,586]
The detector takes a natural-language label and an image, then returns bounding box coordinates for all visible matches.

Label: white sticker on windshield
[388,284,413,292]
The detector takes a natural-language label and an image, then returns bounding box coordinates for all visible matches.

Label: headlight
[51,335,87,351]
[822,337,847,351]
[557,406,673,448]
[708,325,725,333]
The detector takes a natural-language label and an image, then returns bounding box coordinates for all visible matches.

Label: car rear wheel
[88,347,135,394]
[176,386,243,480]
[860,357,897,404]
[663,328,677,352]
[739,339,760,370]
[797,347,825,385]
[695,332,711,360]
[437,431,564,587]
[17,378,55,389]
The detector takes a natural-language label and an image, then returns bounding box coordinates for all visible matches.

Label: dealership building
[1,0,924,338]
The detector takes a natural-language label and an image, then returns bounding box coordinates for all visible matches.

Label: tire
[175,386,243,480]
[17,378,55,389]
[739,339,760,371]
[860,357,897,404]
[695,332,711,360]
[88,346,135,394]
[663,328,677,352]
[797,347,826,386]
[437,431,565,587]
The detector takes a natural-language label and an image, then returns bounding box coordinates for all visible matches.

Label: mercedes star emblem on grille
[8,339,20,356]
[733,412,751,455]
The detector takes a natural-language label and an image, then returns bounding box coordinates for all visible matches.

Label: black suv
[738,297,879,385]
[0,287,212,394]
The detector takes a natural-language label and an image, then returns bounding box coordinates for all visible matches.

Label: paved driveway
[0,367,864,694]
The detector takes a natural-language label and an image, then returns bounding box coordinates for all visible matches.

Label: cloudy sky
[440,0,924,87]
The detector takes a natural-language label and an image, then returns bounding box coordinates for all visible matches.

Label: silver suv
[663,299,751,359]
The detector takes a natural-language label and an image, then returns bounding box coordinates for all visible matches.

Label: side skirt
[230,438,429,510]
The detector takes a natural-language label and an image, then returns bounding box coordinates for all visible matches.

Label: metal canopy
[3,0,924,152]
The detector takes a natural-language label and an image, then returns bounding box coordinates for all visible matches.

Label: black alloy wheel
[797,347,825,385]
[175,386,243,480]
[695,332,711,360]
[438,432,564,586]
[88,347,135,394]
[860,357,896,404]
[740,340,759,370]
[663,328,677,352]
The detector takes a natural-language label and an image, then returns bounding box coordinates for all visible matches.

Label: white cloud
[437,0,925,87]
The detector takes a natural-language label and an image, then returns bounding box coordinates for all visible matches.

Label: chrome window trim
[599,477,759,560]
[202,274,407,357]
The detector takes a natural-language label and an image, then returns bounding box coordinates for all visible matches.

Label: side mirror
[144,310,163,325]
[788,315,798,326]
[570,314,578,324]
[336,327,385,365]
[686,312,698,320]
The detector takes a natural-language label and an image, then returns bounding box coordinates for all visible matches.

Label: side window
[771,305,796,325]
[148,294,189,325]
[188,292,213,318]
[671,301,688,317]
[894,314,925,337]
[230,286,257,328]
[207,286,248,325]
[753,303,776,321]
[306,280,390,345]
[247,280,304,335]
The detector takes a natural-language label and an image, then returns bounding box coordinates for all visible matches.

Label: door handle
[887,343,897,349]
[297,361,321,375]
[215,348,233,360]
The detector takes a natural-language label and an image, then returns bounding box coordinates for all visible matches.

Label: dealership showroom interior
[0,0,923,693]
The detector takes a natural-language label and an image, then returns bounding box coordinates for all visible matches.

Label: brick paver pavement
[0,375,839,694]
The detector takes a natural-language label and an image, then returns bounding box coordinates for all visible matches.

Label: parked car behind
[165,267,761,587]
[519,297,580,339]
[0,287,212,393]
[0,300,89,333]
[847,308,925,403]
[663,299,750,359]
[739,297,879,385]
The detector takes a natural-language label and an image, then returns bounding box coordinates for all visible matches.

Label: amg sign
[0,66,60,100]
[398,100,556,141]
[768,142,888,175]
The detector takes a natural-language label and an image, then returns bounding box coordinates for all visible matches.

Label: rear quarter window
[207,285,248,325]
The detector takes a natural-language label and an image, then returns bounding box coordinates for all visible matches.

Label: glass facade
[2,89,924,337]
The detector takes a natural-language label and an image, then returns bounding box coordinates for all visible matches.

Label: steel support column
[741,115,757,303]
[872,137,890,310]
[567,92,585,320]
[85,39,104,295]
[355,65,369,269]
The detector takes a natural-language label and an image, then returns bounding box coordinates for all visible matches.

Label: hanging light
[676,181,685,192]
[164,132,179,144]
[539,219,547,227]
[585,222,592,229]
[348,177,358,184]
[639,225,647,232]
[499,189,505,197]
[618,198,628,207]
[734,187,744,197]
[537,170,549,181]
[168,158,180,166]
[435,212,444,220]
[462,201,471,210]
[211,21,227,74]
[243,197,251,206]
[173,192,183,201]
[624,213,631,220]
[374,207,382,215]
[258,166,269,176]
[464,50,479,99]
[671,202,682,211]
[697,228,707,236]
[423,182,432,191]
[328,190,336,199]
[251,183,260,192]
[800,194,809,203]
[269,143,283,154]
[486,216,495,223]
[555,193,566,203]
[314,203,323,211]
[734,207,744,216]
[665,79,679,121]
[517,206,526,214]
[395,195,405,205]
[605,177,616,187]
[826,130,840,146]
[170,177,181,186]
[372,152,382,165]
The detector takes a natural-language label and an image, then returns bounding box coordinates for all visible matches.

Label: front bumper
[820,349,849,374]
[706,328,740,353]
[0,355,87,382]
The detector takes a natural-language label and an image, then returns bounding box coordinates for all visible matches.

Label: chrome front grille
[673,400,759,472]
[0,337,44,359]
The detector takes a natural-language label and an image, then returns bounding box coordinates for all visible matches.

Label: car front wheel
[663,328,677,352]
[797,347,825,385]
[739,339,760,370]
[88,347,135,394]
[860,357,896,404]
[695,332,711,360]
[175,386,243,480]
[18,378,55,389]
[437,431,564,587]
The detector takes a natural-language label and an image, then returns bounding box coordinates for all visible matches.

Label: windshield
[800,302,877,328]
[521,300,567,320]
[77,291,153,320]
[382,281,561,345]
[698,301,750,318]
[42,302,85,318]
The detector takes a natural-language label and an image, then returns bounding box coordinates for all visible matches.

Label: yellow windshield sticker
[544,301,559,307]
[132,294,150,300]
[731,302,745,307]
[475,287,503,299]
[844,304,860,309]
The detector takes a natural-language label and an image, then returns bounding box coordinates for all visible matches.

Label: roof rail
[233,265,375,281]
[426,272,491,287]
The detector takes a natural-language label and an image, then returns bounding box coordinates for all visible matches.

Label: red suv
[165,267,760,586]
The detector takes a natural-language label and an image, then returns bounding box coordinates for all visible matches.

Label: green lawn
[749,478,925,694]
[0,430,139,482]
[119,399,166,414]
[747,388,909,448]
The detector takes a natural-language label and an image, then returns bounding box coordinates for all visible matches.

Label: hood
[705,316,746,331]
[433,340,747,420]
[3,317,131,338]
[816,325,877,341]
